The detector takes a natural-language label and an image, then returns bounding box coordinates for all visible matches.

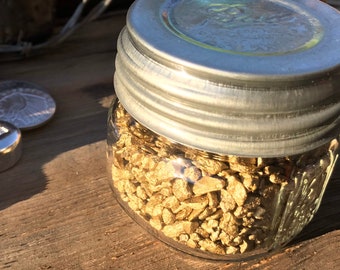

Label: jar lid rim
[114,0,340,157]
[127,0,340,80]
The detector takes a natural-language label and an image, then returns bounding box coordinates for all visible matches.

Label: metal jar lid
[114,0,340,157]
[0,121,22,172]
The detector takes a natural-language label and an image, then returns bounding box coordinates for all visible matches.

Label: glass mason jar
[107,0,340,260]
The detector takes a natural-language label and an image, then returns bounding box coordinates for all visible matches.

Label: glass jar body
[107,99,339,260]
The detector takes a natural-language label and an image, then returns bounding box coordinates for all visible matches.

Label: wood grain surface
[0,9,339,270]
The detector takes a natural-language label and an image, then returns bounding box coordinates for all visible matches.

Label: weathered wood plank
[1,139,339,269]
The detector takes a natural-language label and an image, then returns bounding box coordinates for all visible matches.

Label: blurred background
[0,0,135,46]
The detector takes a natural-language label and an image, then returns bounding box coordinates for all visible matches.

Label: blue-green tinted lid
[114,0,340,157]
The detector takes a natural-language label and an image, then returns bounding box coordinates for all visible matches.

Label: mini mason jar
[107,0,340,260]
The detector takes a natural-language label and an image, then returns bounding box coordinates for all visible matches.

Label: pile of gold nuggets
[109,102,335,255]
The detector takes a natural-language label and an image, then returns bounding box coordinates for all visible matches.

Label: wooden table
[1,10,339,270]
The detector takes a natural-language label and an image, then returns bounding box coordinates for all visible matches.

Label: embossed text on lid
[161,0,323,56]
[127,0,340,79]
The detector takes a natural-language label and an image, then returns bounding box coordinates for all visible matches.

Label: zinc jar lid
[114,0,340,157]
[0,121,22,172]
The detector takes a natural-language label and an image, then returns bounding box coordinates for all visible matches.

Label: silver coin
[0,80,56,130]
